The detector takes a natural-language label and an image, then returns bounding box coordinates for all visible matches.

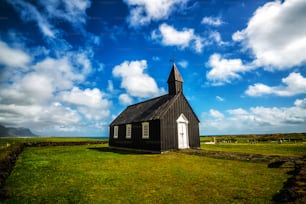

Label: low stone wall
[0,141,107,198]
[25,141,107,147]
[0,143,25,193]
[272,156,306,203]
[180,148,299,163]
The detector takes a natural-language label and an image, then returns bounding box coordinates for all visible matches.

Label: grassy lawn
[2,143,290,203]
[201,143,306,157]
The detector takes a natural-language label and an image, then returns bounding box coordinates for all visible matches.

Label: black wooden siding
[109,120,161,151]
[160,93,200,152]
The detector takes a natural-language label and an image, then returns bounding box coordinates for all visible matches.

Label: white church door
[177,114,189,149]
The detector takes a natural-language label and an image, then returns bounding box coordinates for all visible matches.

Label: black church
[109,64,200,153]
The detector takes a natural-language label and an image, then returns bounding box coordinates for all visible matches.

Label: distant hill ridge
[0,124,36,137]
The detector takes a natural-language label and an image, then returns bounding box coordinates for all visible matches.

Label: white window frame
[142,122,149,139]
[126,124,132,139]
[113,126,118,139]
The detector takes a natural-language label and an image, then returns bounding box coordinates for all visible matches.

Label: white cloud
[178,60,188,68]
[232,30,244,42]
[209,109,224,119]
[0,73,53,105]
[124,0,189,27]
[295,98,306,108]
[21,73,54,103]
[107,80,114,92]
[0,45,110,135]
[43,0,91,25]
[201,16,223,26]
[0,41,31,68]
[112,60,166,98]
[246,72,306,97]
[60,87,111,120]
[0,103,81,132]
[8,0,57,38]
[245,83,272,97]
[232,0,306,69]
[33,57,83,90]
[8,0,91,38]
[119,93,133,105]
[201,98,306,135]
[216,96,224,102]
[209,31,227,46]
[0,50,93,106]
[152,23,204,53]
[60,87,110,109]
[206,53,253,85]
[227,108,248,116]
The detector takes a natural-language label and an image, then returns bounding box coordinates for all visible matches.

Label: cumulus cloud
[60,87,111,120]
[113,60,166,98]
[0,102,81,132]
[124,0,189,27]
[246,72,306,97]
[119,93,133,105]
[201,97,306,135]
[206,53,253,85]
[201,16,224,26]
[232,0,306,69]
[0,44,112,135]
[209,109,224,119]
[33,57,85,91]
[0,73,54,106]
[60,87,110,109]
[151,23,204,53]
[295,98,306,108]
[0,41,31,68]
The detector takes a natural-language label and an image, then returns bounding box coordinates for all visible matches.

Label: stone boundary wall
[180,149,299,163]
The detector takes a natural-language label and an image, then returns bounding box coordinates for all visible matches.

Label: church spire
[167,64,183,95]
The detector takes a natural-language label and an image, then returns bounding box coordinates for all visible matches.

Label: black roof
[110,64,199,126]
[110,93,180,126]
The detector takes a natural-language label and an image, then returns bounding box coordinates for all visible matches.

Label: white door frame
[176,113,189,149]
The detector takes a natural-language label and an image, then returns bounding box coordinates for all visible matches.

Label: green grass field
[1,143,291,204]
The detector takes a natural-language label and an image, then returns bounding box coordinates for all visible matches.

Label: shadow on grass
[87,147,156,155]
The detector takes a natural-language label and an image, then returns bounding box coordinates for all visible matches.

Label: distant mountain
[0,124,37,137]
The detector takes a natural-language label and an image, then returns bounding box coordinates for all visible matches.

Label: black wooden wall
[109,120,161,152]
[160,93,200,152]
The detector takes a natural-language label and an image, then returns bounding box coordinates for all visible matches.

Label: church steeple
[167,64,183,96]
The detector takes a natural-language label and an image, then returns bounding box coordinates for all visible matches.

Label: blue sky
[0,0,306,136]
